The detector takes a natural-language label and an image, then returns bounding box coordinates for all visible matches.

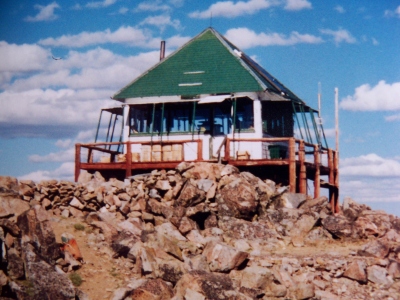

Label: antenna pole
[318,82,321,118]
[335,87,339,152]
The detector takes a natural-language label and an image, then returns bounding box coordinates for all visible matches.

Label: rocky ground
[1,162,400,299]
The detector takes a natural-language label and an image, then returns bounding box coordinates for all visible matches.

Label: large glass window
[234,98,254,132]
[129,99,237,136]
[213,101,232,135]
[129,104,161,134]
[261,101,294,137]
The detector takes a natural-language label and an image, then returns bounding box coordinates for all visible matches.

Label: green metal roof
[113,28,302,103]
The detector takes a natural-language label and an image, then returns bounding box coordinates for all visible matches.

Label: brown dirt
[50,216,367,299]
[51,216,135,300]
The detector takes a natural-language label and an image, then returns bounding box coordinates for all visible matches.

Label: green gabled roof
[113,28,302,102]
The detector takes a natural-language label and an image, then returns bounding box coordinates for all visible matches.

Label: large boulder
[216,177,258,220]
[17,206,61,264]
[202,241,248,272]
[174,270,236,300]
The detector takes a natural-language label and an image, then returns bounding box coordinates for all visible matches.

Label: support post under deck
[75,144,81,182]
[126,142,132,178]
[289,138,296,193]
[299,140,307,194]
[314,144,320,198]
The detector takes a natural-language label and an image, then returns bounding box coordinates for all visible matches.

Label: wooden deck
[75,137,339,212]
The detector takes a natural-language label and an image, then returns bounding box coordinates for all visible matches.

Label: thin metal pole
[94,110,103,143]
[335,88,339,152]
[292,102,304,140]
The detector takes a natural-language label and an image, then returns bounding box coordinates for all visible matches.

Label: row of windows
[128,99,294,137]
[129,99,254,136]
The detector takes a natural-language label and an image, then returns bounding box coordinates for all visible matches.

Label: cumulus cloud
[29,147,75,163]
[340,177,400,203]
[140,14,181,32]
[24,2,60,22]
[385,114,400,122]
[319,28,356,45]
[39,26,161,48]
[86,0,117,8]
[334,5,345,13]
[135,0,171,12]
[224,27,323,49]
[341,154,400,177]
[284,0,311,11]
[340,81,400,111]
[0,42,49,75]
[19,162,75,181]
[189,0,278,19]
[384,5,400,18]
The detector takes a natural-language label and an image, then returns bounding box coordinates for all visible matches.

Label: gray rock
[357,239,390,258]
[367,265,390,285]
[275,193,307,209]
[322,215,354,239]
[203,241,248,272]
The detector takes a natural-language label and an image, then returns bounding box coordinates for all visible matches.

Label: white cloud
[341,154,400,177]
[29,147,75,163]
[135,0,171,12]
[55,139,73,148]
[0,42,49,75]
[340,80,400,111]
[371,37,379,46]
[284,0,311,11]
[224,27,323,49]
[24,2,60,22]
[340,177,400,203]
[118,7,129,14]
[140,14,181,32]
[189,0,278,19]
[165,35,191,49]
[18,162,75,182]
[86,0,117,8]
[319,28,356,45]
[384,5,400,18]
[334,5,345,13]
[38,26,161,48]
[385,113,400,122]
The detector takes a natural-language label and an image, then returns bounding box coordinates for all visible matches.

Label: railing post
[126,142,132,178]
[224,138,230,162]
[289,138,296,193]
[299,140,307,194]
[75,144,81,182]
[314,144,320,198]
[196,139,202,161]
[333,150,340,213]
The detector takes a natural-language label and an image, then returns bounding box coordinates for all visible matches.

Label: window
[262,101,294,137]
[234,98,254,132]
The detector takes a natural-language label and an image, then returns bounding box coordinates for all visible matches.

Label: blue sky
[0,0,400,215]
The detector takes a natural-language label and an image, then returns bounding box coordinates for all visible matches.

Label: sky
[0,0,400,215]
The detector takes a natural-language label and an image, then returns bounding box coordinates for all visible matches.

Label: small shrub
[69,272,83,286]
[74,223,85,231]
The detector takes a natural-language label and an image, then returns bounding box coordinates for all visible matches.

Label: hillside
[1,162,400,299]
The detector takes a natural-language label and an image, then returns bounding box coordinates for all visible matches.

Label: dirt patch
[51,216,135,300]
[50,216,368,299]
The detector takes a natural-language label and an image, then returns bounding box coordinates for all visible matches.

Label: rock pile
[1,162,400,299]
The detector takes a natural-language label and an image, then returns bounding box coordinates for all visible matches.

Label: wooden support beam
[289,138,296,193]
[197,139,203,161]
[314,144,320,198]
[224,138,231,161]
[75,144,81,182]
[125,142,132,178]
[299,140,307,194]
